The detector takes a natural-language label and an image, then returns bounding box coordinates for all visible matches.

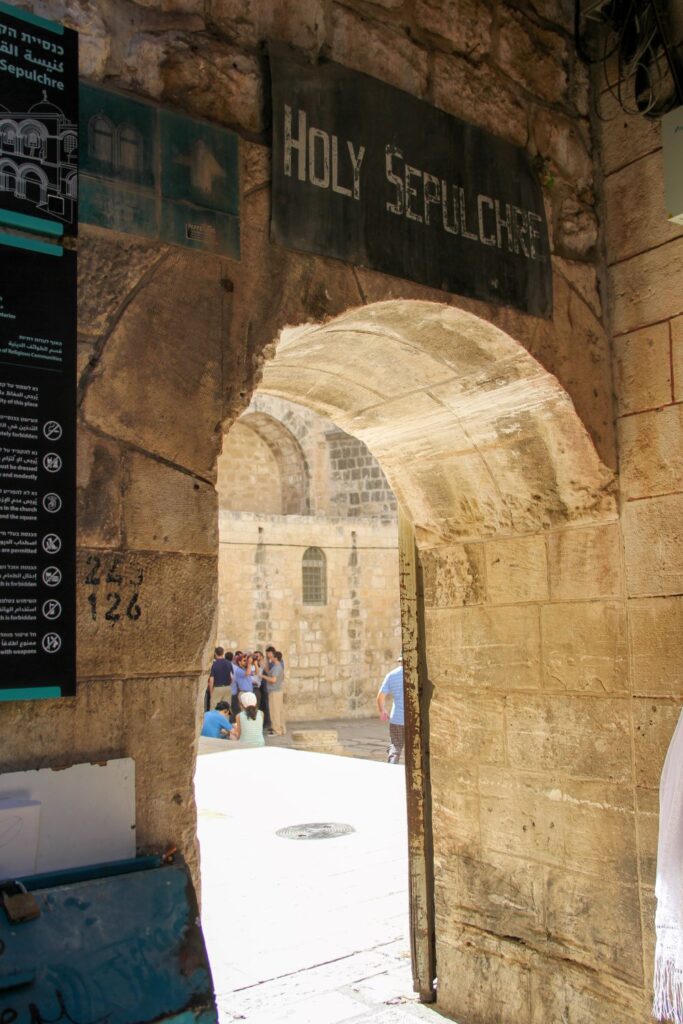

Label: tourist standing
[263,650,286,736]
[208,647,233,709]
[376,657,405,764]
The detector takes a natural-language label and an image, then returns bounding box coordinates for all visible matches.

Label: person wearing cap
[201,701,234,739]
[231,691,265,747]
[376,656,405,764]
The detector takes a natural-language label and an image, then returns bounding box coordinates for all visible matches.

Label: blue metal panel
[0,858,217,1024]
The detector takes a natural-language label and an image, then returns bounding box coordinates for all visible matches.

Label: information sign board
[0,235,76,700]
[79,84,240,258]
[0,0,78,237]
[270,46,552,317]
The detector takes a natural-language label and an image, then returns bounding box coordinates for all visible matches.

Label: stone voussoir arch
[257,298,617,546]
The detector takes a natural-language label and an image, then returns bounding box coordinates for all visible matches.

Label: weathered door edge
[398,508,436,1003]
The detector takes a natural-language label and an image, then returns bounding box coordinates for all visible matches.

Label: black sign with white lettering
[0,239,76,699]
[270,47,552,317]
[0,2,78,235]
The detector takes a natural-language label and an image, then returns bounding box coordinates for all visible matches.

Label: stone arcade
[1,2,682,1023]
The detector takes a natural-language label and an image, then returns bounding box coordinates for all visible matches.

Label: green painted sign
[79,84,240,258]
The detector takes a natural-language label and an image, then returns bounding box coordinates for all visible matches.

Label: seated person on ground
[201,701,234,739]
[231,691,265,747]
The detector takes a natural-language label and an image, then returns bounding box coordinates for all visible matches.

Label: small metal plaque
[276,822,355,841]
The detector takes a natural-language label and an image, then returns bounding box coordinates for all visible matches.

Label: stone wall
[598,41,683,1016]
[217,514,401,718]
[217,396,401,717]
[0,1,663,1023]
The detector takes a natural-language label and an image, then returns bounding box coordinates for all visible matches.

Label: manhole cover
[276,822,355,841]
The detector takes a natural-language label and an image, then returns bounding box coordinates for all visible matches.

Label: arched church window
[89,114,114,165]
[63,132,77,155]
[302,547,327,606]
[0,124,17,152]
[117,124,143,173]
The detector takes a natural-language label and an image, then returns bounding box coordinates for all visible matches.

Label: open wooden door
[398,508,436,1003]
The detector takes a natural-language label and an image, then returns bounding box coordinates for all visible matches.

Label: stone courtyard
[196,744,443,1024]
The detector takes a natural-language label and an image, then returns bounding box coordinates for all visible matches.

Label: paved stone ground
[195,743,449,1024]
[198,716,392,762]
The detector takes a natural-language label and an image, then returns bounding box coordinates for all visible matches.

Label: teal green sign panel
[79,85,240,258]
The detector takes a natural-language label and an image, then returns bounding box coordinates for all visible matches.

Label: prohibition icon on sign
[43,421,63,441]
[43,452,62,473]
[42,632,62,654]
[43,566,62,587]
[42,599,62,620]
[42,534,61,554]
[43,493,62,513]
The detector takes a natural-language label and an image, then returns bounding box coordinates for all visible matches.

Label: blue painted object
[0,857,218,1024]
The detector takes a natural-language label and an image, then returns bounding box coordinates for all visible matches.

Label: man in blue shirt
[230,652,254,716]
[376,657,405,764]
[201,701,233,739]
[209,647,233,709]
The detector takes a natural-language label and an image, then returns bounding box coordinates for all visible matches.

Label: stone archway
[247,297,625,1023]
[57,237,635,1022]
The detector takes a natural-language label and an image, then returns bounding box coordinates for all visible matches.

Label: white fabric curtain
[654,710,683,1023]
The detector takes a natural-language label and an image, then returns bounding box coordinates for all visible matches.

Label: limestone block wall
[598,45,683,1013]
[0,2,649,1023]
[217,513,401,718]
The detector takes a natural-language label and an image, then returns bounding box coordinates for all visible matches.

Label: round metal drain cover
[276,822,355,841]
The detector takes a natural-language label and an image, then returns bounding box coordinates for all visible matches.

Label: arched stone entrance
[244,297,627,1022]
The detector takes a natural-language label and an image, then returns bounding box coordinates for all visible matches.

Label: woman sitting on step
[231,691,265,748]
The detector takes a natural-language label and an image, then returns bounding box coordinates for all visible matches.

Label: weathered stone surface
[78,233,165,343]
[432,52,528,147]
[82,253,224,479]
[671,314,683,402]
[619,405,683,500]
[420,543,485,607]
[598,87,662,177]
[552,256,602,319]
[605,150,683,264]
[610,237,683,336]
[623,493,683,597]
[430,693,506,765]
[548,524,622,600]
[206,0,325,48]
[541,601,627,692]
[479,768,636,877]
[613,321,672,415]
[630,597,683,695]
[505,695,632,780]
[555,193,598,258]
[546,870,643,982]
[435,935,532,1024]
[439,847,545,938]
[530,960,649,1024]
[430,763,480,853]
[530,107,592,188]
[161,36,264,132]
[77,429,122,548]
[636,787,659,885]
[497,7,568,105]
[120,675,201,861]
[31,0,110,77]
[330,6,429,97]
[485,535,548,604]
[123,452,217,553]
[414,0,492,60]
[76,549,216,678]
[633,699,681,788]
[426,605,541,689]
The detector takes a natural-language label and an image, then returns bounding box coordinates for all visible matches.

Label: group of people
[201,646,285,747]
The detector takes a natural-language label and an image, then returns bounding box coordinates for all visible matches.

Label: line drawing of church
[0,91,77,222]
